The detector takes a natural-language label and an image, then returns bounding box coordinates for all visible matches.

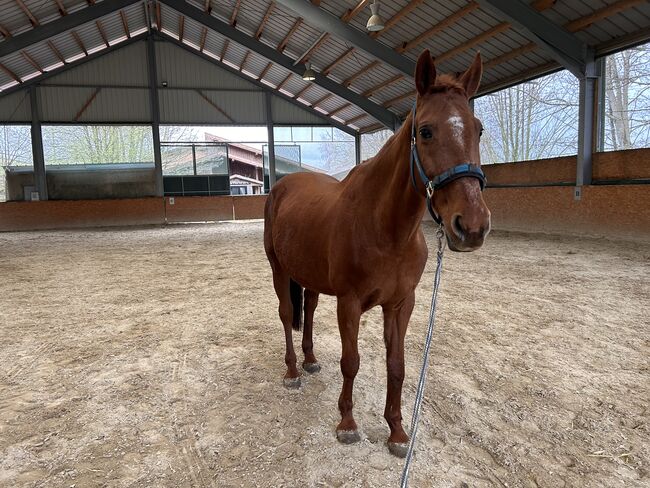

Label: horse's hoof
[283,376,301,389]
[336,429,361,444]
[387,442,409,458]
[302,361,321,374]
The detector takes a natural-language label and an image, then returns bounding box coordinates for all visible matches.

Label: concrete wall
[0,149,648,239]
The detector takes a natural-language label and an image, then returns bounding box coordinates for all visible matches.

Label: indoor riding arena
[0,1,648,487]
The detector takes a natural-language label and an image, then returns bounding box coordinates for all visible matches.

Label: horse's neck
[347,117,426,243]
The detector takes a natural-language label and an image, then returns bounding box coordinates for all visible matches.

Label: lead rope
[400,224,446,488]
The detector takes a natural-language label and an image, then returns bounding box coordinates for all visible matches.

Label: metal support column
[265,92,276,191]
[147,34,163,196]
[29,85,47,200]
[576,58,600,190]
[594,57,606,153]
[354,132,361,166]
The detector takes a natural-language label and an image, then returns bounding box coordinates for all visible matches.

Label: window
[42,125,154,166]
[361,129,393,161]
[272,126,355,181]
[474,70,579,164]
[0,125,32,202]
[603,42,650,151]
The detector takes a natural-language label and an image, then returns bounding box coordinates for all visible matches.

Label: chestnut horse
[264,50,491,457]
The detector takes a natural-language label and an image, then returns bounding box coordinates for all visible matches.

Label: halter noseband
[409,101,486,224]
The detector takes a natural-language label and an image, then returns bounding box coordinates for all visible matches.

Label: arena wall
[0,149,648,240]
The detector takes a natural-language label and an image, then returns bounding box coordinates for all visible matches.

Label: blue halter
[409,101,486,224]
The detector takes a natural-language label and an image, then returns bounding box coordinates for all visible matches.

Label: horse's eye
[419,127,432,139]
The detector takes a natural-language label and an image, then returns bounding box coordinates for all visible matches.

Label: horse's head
[412,50,491,252]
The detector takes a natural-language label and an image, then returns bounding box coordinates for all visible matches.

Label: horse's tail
[289,279,303,331]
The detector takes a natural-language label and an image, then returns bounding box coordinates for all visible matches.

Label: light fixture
[302,63,316,81]
[366,1,385,32]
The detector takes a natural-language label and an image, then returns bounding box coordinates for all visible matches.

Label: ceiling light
[302,63,316,81]
[366,1,385,32]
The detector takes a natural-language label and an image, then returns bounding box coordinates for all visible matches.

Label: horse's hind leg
[269,262,301,389]
[302,289,320,373]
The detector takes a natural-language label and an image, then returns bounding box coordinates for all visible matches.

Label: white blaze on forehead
[448,110,465,147]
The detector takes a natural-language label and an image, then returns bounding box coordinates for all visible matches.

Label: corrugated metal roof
[1,0,649,132]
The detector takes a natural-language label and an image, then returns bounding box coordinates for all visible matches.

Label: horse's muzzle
[447,213,490,252]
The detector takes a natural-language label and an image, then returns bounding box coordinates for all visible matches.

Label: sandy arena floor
[0,221,648,488]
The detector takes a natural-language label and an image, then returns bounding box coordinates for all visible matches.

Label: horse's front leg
[335,295,362,444]
[382,292,415,457]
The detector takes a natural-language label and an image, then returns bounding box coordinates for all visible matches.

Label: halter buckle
[425,181,435,199]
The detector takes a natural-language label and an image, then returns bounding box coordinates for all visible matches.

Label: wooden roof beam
[0,24,11,39]
[71,31,88,56]
[220,39,230,61]
[341,0,371,23]
[15,0,40,27]
[293,84,312,99]
[0,62,21,83]
[311,92,332,108]
[120,10,131,38]
[362,74,404,98]
[178,15,185,42]
[398,2,479,53]
[96,20,110,48]
[276,72,293,91]
[371,0,424,38]
[258,62,272,80]
[329,102,352,117]
[322,47,354,76]
[204,0,211,14]
[278,18,302,53]
[230,0,241,27]
[240,51,251,71]
[383,90,415,108]
[343,60,380,87]
[22,50,43,73]
[53,0,68,16]
[48,40,66,64]
[345,113,367,125]
[256,2,275,39]
[199,27,207,51]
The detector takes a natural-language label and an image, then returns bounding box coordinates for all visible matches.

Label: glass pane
[196,145,228,175]
[361,130,393,160]
[474,70,579,164]
[291,127,312,142]
[273,127,292,142]
[603,42,650,151]
[161,144,194,175]
[0,125,32,202]
[313,127,333,141]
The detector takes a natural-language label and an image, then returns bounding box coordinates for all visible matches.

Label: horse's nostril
[452,214,464,241]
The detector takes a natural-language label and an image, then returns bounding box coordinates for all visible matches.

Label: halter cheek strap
[409,101,487,224]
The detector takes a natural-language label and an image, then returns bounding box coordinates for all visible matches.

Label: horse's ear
[415,50,436,96]
[459,52,483,98]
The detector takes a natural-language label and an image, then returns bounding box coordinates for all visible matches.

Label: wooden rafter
[53,0,67,16]
[197,90,236,123]
[437,23,510,63]
[276,72,293,91]
[341,0,371,23]
[485,0,643,71]
[220,39,230,61]
[397,2,479,54]
[156,2,162,31]
[293,84,312,99]
[0,62,21,83]
[256,2,275,40]
[278,18,302,53]
[345,113,366,125]
[329,102,352,118]
[371,0,424,38]
[72,31,88,56]
[96,20,110,48]
[311,92,332,108]
[530,0,557,10]
[204,0,211,14]
[47,40,66,64]
[258,62,272,80]
[199,27,208,52]
[120,10,131,38]
[178,15,185,42]
[383,90,415,108]
[15,0,40,27]
[362,122,384,132]
[361,74,404,98]
[296,33,328,64]
[343,60,380,87]
[230,0,241,26]
[0,24,11,39]
[75,88,101,121]
[22,51,43,73]
[240,51,251,71]
[322,47,354,76]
